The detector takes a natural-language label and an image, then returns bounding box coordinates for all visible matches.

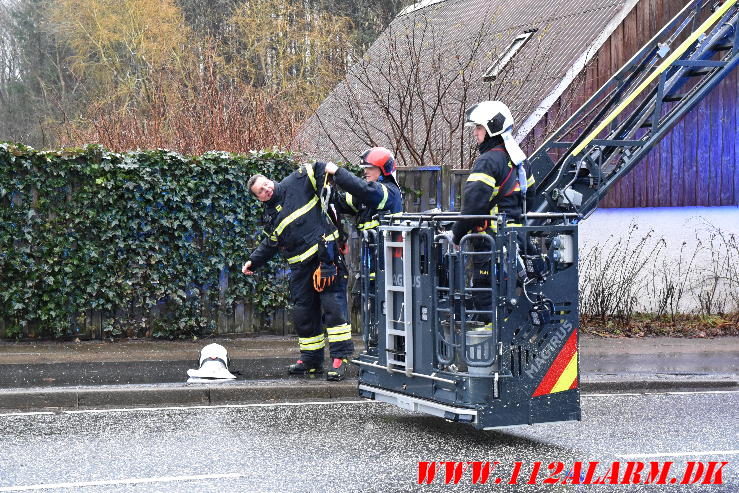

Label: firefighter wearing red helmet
[324,146,403,232]
[325,147,403,350]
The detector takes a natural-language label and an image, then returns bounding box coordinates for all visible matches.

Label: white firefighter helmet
[186,343,236,380]
[464,100,514,137]
[465,100,528,168]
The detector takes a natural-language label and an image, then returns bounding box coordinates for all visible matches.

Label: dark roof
[294,0,637,168]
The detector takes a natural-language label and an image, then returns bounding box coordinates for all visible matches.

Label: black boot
[288,360,323,376]
[326,358,349,381]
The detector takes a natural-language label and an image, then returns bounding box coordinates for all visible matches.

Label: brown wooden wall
[522,0,738,208]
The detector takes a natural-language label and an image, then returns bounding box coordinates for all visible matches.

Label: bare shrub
[579,223,665,325]
[582,220,739,330]
[651,240,701,321]
[694,227,739,316]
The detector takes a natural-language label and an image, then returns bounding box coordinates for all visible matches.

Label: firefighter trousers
[289,256,353,368]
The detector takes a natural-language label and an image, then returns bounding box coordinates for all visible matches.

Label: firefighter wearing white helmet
[452,101,536,329]
[452,101,535,242]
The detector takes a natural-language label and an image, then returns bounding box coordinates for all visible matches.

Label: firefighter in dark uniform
[452,101,536,329]
[324,147,403,345]
[242,162,353,381]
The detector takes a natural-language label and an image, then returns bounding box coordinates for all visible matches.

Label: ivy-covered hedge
[0,143,297,339]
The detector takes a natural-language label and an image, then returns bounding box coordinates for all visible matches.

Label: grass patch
[581,313,739,338]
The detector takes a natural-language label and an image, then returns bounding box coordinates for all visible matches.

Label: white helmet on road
[187,343,236,381]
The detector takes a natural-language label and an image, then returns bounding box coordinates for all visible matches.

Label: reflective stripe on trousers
[299,334,326,351]
[326,323,352,343]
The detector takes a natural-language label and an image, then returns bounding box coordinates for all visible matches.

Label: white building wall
[577,207,739,314]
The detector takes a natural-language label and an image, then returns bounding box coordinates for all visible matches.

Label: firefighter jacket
[248,162,339,270]
[452,137,535,245]
[331,167,403,231]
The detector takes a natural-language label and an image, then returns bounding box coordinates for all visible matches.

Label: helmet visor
[464,104,480,126]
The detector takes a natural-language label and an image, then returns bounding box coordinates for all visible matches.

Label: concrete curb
[0,377,735,411]
[0,357,299,388]
[0,380,358,411]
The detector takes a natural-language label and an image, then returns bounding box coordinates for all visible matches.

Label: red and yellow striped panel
[532,329,578,397]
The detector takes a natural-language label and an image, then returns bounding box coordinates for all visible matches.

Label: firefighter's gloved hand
[313,262,338,292]
[324,162,339,175]
[438,231,457,253]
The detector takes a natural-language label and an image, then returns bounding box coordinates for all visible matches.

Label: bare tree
[0,0,75,146]
[302,5,585,170]
[311,10,493,168]
[60,43,301,153]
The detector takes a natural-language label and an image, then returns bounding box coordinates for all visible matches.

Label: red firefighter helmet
[360,147,396,176]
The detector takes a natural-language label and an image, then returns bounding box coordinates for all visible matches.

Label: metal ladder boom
[528,0,738,220]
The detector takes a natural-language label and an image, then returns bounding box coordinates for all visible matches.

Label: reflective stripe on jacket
[452,144,535,244]
[332,167,403,230]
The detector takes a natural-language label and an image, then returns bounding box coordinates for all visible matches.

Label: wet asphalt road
[0,391,737,493]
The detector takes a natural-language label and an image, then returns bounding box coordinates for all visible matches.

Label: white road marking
[0,400,374,418]
[0,411,54,418]
[583,393,644,397]
[60,399,374,415]
[664,390,739,395]
[584,390,739,398]
[0,473,245,492]
[618,450,739,459]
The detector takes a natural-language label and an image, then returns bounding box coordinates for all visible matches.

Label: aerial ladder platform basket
[354,0,738,429]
